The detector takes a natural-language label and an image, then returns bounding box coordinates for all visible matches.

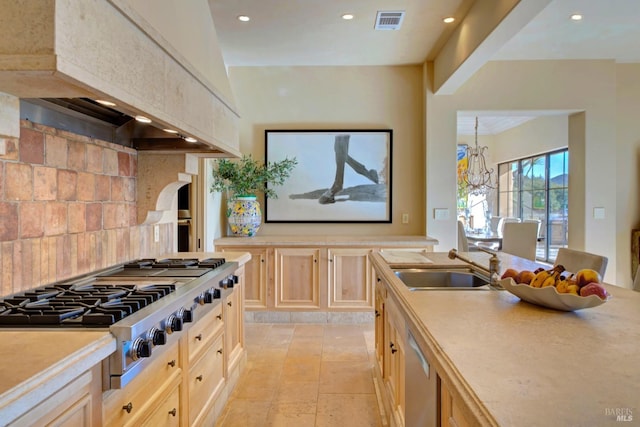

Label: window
[497,149,568,262]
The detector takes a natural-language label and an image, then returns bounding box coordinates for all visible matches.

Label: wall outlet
[593,207,605,219]
[154,225,160,242]
[402,213,409,224]
[434,208,450,220]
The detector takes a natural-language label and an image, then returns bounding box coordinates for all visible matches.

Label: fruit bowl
[498,278,610,311]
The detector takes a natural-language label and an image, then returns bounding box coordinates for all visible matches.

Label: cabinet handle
[390,342,395,349]
[167,359,176,367]
[196,375,203,382]
[377,277,381,282]
[122,402,133,413]
[227,301,232,307]
[168,408,177,417]
[195,334,202,341]
[314,258,317,263]
[216,314,222,320]
[375,310,380,317]
[217,348,223,354]
[391,348,398,354]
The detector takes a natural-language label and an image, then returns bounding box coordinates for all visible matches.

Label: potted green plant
[210,154,297,236]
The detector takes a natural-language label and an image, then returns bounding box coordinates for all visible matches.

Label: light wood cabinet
[103,341,181,427]
[139,384,180,427]
[374,278,386,373]
[328,248,373,309]
[274,247,320,309]
[187,304,224,365]
[216,237,434,315]
[441,380,472,427]
[384,295,406,426]
[225,266,244,374]
[188,333,225,427]
[10,365,101,427]
[219,246,269,309]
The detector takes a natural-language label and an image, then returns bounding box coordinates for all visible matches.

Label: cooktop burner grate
[0,283,176,327]
[123,258,226,269]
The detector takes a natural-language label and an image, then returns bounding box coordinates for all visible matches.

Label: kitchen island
[371,251,639,426]
[0,251,251,426]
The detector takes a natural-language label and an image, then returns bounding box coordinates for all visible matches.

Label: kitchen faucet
[448,248,502,287]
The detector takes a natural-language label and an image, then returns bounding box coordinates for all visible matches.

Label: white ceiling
[209,0,640,134]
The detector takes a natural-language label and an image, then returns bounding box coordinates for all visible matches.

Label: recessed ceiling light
[184,137,197,143]
[238,15,250,22]
[95,99,116,107]
[570,14,583,21]
[135,115,152,124]
[342,14,354,20]
[443,16,455,23]
[163,129,178,134]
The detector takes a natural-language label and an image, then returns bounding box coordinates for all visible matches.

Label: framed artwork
[265,129,392,223]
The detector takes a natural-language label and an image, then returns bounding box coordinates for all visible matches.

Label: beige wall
[426,59,619,284]
[615,64,640,286]
[224,65,425,236]
[491,115,568,162]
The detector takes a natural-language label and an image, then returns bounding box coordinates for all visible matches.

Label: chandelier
[461,117,496,196]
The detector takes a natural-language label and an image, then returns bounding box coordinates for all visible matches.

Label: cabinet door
[384,297,406,426]
[225,272,244,372]
[274,248,320,309]
[11,366,100,427]
[327,248,373,309]
[103,342,181,427]
[219,246,269,309]
[139,382,181,427]
[441,380,472,427]
[188,333,225,426]
[374,278,386,374]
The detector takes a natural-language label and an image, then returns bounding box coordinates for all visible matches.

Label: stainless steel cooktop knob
[165,314,183,334]
[149,327,167,346]
[131,338,152,360]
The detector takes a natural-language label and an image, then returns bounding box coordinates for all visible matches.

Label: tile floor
[215,323,384,427]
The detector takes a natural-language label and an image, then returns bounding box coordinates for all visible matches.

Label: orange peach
[575,269,601,288]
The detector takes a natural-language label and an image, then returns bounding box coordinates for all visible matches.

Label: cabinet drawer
[103,341,181,427]
[188,333,225,426]
[188,303,223,364]
[140,382,181,427]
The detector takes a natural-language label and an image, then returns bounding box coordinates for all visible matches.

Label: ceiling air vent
[375,11,405,30]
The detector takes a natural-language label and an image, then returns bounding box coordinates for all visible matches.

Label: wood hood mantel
[0,0,240,157]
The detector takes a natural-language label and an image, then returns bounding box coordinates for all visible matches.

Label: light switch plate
[593,207,605,219]
[434,208,449,221]
[154,225,160,242]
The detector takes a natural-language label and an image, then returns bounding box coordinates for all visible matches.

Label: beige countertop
[214,234,438,247]
[0,251,250,422]
[372,251,640,426]
[0,330,115,422]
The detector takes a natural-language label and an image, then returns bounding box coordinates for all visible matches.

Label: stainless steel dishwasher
[405,328,438,427]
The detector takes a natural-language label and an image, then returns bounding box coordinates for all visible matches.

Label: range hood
[20,97,224,152]
[0,0,240,157]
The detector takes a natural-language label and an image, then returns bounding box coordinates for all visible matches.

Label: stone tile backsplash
[0,120,173,296]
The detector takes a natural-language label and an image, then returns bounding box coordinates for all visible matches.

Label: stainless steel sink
[393,268,491,290]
